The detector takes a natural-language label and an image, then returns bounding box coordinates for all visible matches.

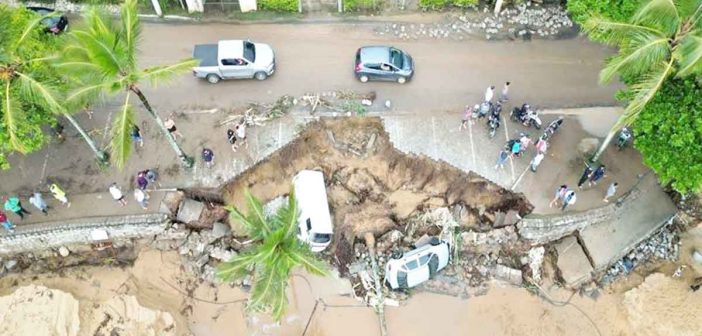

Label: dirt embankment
[221,117,532,272]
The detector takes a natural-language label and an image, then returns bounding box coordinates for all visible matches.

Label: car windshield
[389,49,404,69]
[243,41,256,63]
[419,254,431,265]
[404,260,419,270]
[312,233,331,244]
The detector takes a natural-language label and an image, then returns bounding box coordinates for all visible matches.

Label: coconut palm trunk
[591,128,618,163]
[61,112,109,164]
[130,86,193,168]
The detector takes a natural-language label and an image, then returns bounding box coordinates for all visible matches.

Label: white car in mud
[384,238,451,289]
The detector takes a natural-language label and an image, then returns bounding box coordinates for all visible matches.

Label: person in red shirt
[0,211,15,233]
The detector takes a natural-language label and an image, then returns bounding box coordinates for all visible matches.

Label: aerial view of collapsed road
[1,0,702,334]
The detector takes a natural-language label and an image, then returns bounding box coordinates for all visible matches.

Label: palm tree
[584,0,702,161]
[58,0,198,168]
[0,7,107,165]
[217,190,328,321]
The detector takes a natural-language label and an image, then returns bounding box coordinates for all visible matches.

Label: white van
[292,170,333,252]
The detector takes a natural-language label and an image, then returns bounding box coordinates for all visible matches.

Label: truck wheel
[429,237,441,246]
[255,72,268,81]
[206,74,220,84]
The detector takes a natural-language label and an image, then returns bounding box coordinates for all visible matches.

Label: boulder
[211,222,231,239]
[58,246,70,257]
[177,199,204,223]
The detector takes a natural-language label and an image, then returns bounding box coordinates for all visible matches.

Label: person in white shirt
[108,183,127,206]
[134,189,149,210]
[484,85,495,103]
[235,123,248,149]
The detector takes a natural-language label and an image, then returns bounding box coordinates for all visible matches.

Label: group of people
[1,184,70,233]
[549,164,619,212]
[108,169,160,210]
[459,81,510,131]
[202,121,249,169]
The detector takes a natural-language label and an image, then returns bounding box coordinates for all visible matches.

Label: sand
[1,249,700,336]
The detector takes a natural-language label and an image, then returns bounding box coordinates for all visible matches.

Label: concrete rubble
[375,4,574,41]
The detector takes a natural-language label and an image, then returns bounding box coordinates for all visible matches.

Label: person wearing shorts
[108,183,127,206]
[165,117,183,139]
[227,129,238,152]
[130,125,143,147]
[235,123,248,148]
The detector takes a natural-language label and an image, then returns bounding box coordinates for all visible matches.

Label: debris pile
[376,4,574,40]
[601,222,680,284]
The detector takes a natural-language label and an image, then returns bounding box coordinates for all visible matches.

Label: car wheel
[397,76,407,84]
[359,75,369,83]
[254,72,268,81]
[391,250,403,259]
[206,74,220,84]
[429,237,441,246]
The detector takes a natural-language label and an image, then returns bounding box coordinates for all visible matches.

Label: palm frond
[15,15,46,48]
[276,188,299,239]
[2,82,27,152]
[248,252,287,318]
[599,35,670,83]
[216,250,258,281]
[65,82,111,107]
[139,59,199,88]
[71,30,123,77]
[121,0,141,69]
[583,16,666,46]
[14,71,64,114]
[287,244,328,276]
[617,59,674,128]
[243,190,273,237]
[633,0,681,35]
[110,93,134,168]
[675,33,702,76]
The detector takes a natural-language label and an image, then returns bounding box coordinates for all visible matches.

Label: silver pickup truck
[192,40,275,84]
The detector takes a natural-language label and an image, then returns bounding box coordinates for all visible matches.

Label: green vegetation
[419,0,477,10]
[258,0,298,12]
[633,79,702,194]
[58,0,197,168]
[217,190,327,321]
[344,0,383,12]
[567,0,642,26]
[583,0,702,161]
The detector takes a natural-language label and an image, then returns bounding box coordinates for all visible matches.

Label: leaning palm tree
[217,190,328,321]
[58,0,198,168]
[584,0,702,161]
[0,6,107,166]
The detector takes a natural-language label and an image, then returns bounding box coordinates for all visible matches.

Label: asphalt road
[138,21,622,113]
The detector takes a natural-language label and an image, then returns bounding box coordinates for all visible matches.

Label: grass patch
[226,10,303,21]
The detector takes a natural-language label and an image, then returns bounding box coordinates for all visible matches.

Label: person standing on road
[484,85,495,103]
[495,149,510,170]
[202,148,215,168]
[530,152,545,172]
[130,124,144,148]
[549,185,568,208]
[145,169,160,189]
[29,192,49,215]
[603,182,619,203]
[519,134,531,153]
[459,105,473,131]
[49,183,70,207]
[165,115,183,140]
[227,128,238,152]
[561,189,577,211]
[4,196,30,220]
[0,211,14,233]
[589,165,607,187]
[108,183,127,206]
[510,139,521,157]
[535,135,548,154]
[136,171,149,190]
[499,82,510,102]
[235,123,248,149]
[134,188,149,210]
[577,166,593,189]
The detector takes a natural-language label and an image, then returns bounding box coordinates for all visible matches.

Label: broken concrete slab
[177,199,204,223]
[555,235,593,288]
[579,173,676,271]
[492,265,523,285]
[211,222,231,239]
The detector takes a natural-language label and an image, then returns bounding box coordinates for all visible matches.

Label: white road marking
[511,165,531,190]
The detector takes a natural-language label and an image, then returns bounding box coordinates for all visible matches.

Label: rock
[4,259,18,271]
[58,246,70,257]
[177,199,204,223]
[577,138,600,156]
[492,265,523,285]
[528,246,545,282]
[209,247,236,261]
[692,250,702,264]
[415,234,432,248]
[379,230,404,244]
[211,222,231,239]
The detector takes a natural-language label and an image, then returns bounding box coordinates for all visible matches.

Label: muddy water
[0,248,646,336]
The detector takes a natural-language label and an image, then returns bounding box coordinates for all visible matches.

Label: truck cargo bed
[193,44,217,67]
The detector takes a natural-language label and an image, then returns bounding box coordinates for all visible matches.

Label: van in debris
[293,170,333,252]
